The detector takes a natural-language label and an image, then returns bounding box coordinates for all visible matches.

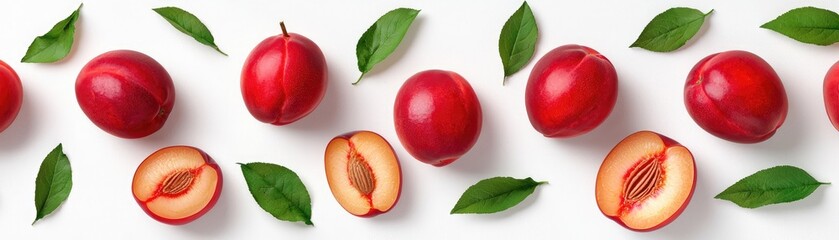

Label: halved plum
[325,131,401,217]
[595,131,696,231]
[132,146,223,225]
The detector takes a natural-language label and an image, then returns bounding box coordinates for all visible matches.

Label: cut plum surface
[325,131,401,217]
[132,146,222,225]
[595,131,696,231]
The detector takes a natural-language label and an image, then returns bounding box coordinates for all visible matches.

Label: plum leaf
[761,7,839,46]
[153,6,227,55]
[630,7,713,52]
[499,1,538,84]
[716,165,829,208]
[354,8,420,85]
[21,4,82,63]
[451,177,546,214]
[239,162,313,225]
[33,144,73,225]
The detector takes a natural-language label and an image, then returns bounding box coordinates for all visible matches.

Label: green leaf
[761,7,839,46]
[630,7,713,52]
[451,177,546,214]
[153,6,227,56]
[239,162,313,225]
[33,144,73,225]
[715,165,829,208]
[354,8,420,85]
[21,3,82,63]
[499,1,538,84]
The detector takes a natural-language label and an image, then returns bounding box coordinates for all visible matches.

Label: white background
[0,0,837,239]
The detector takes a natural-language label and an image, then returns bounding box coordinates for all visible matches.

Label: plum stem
[280,21,289,37]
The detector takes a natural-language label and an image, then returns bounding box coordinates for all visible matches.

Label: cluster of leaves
[631,6,839,52]
[22,5,225,63]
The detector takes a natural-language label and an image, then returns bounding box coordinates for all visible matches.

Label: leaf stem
[353,73,365,85]
[280,21,289,37]
[214,46,228,56]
